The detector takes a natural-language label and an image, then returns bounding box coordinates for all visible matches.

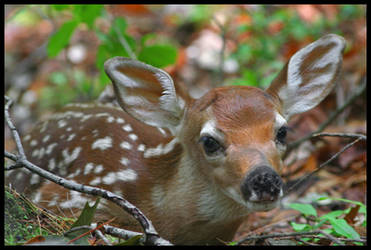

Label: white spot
[102,172,117,185]
[58,120,67,128]
[89,177,101,186]
[30,174,40,185]
[66,127,72,132]
[122,124,133,132]
[120,157,130,166]
[37,147,45,159]
[46,143,58,155]
[107,116,115,123]
[116,118,125,124]
[42,135,50,143]
[92,129,99,137]
[94,164,104,174]
[40,121,49,133]
[32,149,39,158]
[67,134,76,141]
[137,144,146,152]
[60,191,89,209]
[120,141,132,150]
[128,133,138,141]
[84,163,94,175]
[30,140,38,147]
[67,168,81,178]
[33,192,42,203]
[81,114,93,122]
[48,158,56,171]
[47,195,60,207]
[144,144,163,158]
[144,138,178,158]
[92,136,112,150]
[15,172,24,181]
[117,169,137,182]
[23,135,31,142]
[62,147,82,165]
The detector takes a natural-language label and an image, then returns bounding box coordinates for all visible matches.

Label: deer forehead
[194,86,281,144]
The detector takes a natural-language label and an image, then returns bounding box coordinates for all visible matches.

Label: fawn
[7,34,345,245]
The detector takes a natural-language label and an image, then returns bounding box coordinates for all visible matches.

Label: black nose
[241,165,283,202]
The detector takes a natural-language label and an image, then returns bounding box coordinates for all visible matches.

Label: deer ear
[104,57,187,133]
[266,34,346,120]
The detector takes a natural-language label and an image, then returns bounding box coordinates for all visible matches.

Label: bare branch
[237,230,346,245]
[102,225,142,241]
[311,132,366,140]
[4,96,171,246]
[285,136,364,195]
[4,96,26,160]
[212,15,227,85]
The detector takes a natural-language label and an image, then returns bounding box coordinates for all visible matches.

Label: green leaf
[241,69,259,87]
[138,44,177,68]
[47,20,78,58]
[320,210,346,221]
[318,197,366,214]
[140,33,157,47]
[74,5,103,29]
[51,5,71,11]
[289,203,317,217]
[70,198,100,229]
[112,17,128,35]
[118,235,143,246]
[328,218,360,240]
[290,222,311,232]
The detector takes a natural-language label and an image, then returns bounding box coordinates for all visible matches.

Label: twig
[318,229,344,245]
[102,225,143,241]
[287,77,366,151]
[4,96,171,246]
[4,96,26,160]
[106,14,137,60]
[285,136,363,195]
[312,132,366,140]
[4,151,18,163]
[237,230,346,245]
[212,16,227,86]
[94,228,112,246]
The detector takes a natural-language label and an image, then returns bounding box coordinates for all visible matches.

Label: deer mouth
[223,187,282,212]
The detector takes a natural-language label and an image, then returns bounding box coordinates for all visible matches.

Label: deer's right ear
[266,34,346,120]
[104,57,187,133]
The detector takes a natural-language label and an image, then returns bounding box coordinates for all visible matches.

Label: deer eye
[276,126,288,144]
[199,136,224,156]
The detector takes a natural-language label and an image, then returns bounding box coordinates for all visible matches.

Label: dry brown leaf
[25,235,45,245]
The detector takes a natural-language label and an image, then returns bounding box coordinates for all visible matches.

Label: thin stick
[4,96,171,246]
[312,132,366,140]
[285,136,363,195]
[237,230,346,245]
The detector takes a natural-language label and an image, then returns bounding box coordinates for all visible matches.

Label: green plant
[47,5,177,85]
[289,196,366,245]
[32,5,179,110]
[228,5,351,89]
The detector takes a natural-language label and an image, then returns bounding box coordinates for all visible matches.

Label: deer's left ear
[266,34,346,120]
